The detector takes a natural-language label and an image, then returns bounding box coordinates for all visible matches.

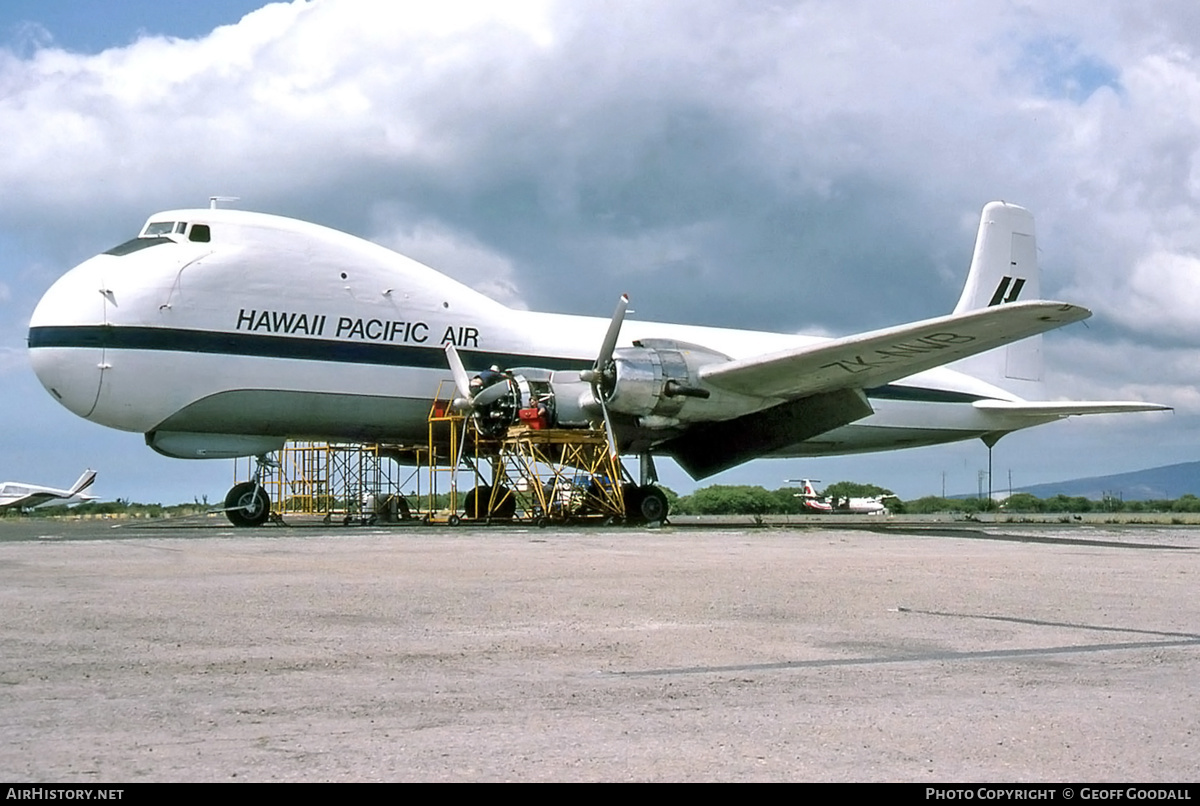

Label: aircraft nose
[28,256,108,419]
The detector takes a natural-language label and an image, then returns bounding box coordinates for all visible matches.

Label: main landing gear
[624,483,669,524]
[224,454,274,527]
[623,453,669,525]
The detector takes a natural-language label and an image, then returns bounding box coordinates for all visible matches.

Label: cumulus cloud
[1044,332,1200,414]
[1097,250,1200,340]
[4,0,1200,495]
[369,215,528,308]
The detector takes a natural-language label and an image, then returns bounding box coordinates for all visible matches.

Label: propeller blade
[594,293,629,371]
[472,381,511,408]
[598,395,619,460]
[444,343,473,401]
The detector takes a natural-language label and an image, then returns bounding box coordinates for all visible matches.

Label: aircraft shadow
[617,609,1200,677]
[863,525,1194,551]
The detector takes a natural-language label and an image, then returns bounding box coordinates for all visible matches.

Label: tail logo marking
[987,276,1026,307]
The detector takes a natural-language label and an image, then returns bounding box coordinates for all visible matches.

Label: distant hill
[1009,461,1200,501]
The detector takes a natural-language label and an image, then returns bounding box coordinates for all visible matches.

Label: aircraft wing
[700,301,1090,400]
[972,400,1171,416]
[17,493,58,508]
[0,490,56,509]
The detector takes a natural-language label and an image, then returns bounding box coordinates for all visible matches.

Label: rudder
[951,202,1044,390]
[953,202,1039,314]
[70,469,97,496]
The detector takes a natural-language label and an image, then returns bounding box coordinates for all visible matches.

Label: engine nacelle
[600,339,723,422]
[466,339,725,437]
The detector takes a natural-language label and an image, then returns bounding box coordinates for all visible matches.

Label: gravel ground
[1,518,1197,782]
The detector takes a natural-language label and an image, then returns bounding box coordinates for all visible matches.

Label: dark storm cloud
[1,0,1198,500]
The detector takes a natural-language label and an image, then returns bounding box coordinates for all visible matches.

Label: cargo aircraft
[0,469,97,511]
[27,202,1168,525]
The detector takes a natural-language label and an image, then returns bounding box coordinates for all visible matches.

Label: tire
[224,482,271,527]
[491,487,517,519]
[462,485,491,520]
[622,483,644,522]
[462,485,516,519]
[638,485,669,523]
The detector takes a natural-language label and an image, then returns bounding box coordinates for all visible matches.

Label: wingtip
[1026,300,1091,322]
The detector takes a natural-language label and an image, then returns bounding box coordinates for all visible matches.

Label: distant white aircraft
[27,201,1168,525]
[790,478,893,515]
[0,469,97,511]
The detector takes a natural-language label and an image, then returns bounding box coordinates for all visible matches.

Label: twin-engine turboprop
[790,479,894,515]
[27,202,1168,525]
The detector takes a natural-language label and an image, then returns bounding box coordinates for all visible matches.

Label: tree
[1001,492,1042,512]
[676,485,780,515]
[820,481,894,499]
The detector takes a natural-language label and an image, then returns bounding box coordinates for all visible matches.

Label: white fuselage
[823,496,891,514]
[27,209,1051,465]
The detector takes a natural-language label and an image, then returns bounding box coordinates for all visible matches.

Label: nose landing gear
[223,454,275,527]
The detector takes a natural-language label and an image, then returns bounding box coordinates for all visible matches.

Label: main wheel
[622,483,644,522]
[462,485,517,519]
[637,485,669,523]
[491,486,517,519]
[224,482,271,527]
[462,485,491,520]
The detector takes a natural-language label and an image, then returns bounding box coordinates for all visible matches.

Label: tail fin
[69,469,97,497]
[951,202,1044,393]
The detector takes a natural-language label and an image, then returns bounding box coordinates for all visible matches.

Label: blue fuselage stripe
[27,325,990,404]
[28,324,590,373]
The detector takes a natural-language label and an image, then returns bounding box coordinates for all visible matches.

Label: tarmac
[1,516,1198,782]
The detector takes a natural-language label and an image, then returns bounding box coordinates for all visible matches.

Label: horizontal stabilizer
[701,300,1090,400]
[972,400,1172,416]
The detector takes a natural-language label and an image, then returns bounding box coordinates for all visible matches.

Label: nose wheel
[224,481,271,527]
[223,454,274,527]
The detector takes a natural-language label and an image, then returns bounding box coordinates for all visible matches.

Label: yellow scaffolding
[421,381,627,524]
[234,442,415,523]
[492,426,626,525]
[227,387,633,527]
[422,385,504,523]
[424,391,463,524]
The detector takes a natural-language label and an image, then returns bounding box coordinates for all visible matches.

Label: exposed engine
[464,368,594,437]
[463,339,721,438]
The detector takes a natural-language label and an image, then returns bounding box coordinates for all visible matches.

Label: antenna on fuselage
[209,196,240,209]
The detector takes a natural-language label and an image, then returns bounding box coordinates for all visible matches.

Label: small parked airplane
[27,201,1168,525]
[790,479,893,515]
[0,469,97,511]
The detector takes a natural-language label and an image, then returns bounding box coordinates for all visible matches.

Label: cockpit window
[104,237,173,256]
[188,224,211,242]
[143,221,176,236]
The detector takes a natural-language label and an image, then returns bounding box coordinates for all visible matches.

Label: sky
[2,0,1198,504]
